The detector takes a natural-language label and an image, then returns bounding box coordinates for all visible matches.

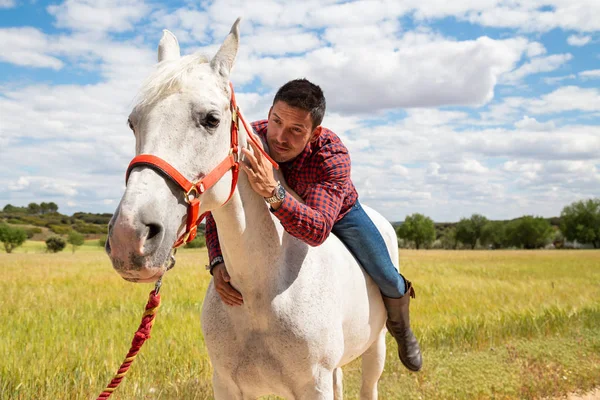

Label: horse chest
[203,290,341,364]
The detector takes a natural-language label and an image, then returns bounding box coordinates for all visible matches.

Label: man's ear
[310,126,322,142]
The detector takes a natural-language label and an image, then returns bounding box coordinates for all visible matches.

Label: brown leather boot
[383,280,422,372]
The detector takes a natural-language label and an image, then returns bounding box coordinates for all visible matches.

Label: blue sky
[1,0,599,222]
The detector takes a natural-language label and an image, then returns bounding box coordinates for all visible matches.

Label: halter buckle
[185,183,205,204]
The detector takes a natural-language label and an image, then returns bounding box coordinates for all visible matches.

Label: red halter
[125,83,278,248]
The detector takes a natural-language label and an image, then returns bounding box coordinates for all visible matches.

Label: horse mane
[135,53,210,108]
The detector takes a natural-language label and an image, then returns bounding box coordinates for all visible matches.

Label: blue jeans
[331,200,406,298]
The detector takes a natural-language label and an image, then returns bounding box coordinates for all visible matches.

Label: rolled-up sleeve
[272,146,350,246]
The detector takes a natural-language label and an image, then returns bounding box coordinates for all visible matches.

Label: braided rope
[97,289,161,399]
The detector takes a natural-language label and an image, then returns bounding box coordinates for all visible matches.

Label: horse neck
[209,123,284,294]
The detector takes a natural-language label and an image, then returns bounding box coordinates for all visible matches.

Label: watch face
[277,184,286,200]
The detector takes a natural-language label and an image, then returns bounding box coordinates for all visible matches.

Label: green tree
[46,236,66,253]
[67,231,85,253]
[560,198,600,248]
[27,202,41,215]
[505,216,553,249]
[47,202,59,213]
[184,235,206,249]
[0,224,27,253]
[3,204,18,213]
[440,226,459,249]
[456,214,489,249]
[396,213,436,250]
[40,202,50,215]
[481,221,507,249]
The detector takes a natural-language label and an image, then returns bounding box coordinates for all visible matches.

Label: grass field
[1,243,599,399]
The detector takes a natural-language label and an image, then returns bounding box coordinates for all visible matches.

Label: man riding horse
[205,78,422,372]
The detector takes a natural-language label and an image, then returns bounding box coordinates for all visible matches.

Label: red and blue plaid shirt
[205,119,358,262]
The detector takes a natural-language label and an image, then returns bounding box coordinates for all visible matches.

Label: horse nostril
[142,222,164,256]
[147,223,162,241]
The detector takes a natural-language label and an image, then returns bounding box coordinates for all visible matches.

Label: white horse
[107,19,400,400]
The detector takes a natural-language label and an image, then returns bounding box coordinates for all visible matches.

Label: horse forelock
[135,53,214,109]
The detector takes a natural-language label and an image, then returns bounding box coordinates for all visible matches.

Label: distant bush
[0,224,27,253]
[19,216,49,226]
[72,212,113,225]
[184,236,206,249]
[6,218,26,225]
[49,225,71,235]
[73,223,108,234]
[67,231,85,253]
[25,227,42,239]
[46,236,66,253]
[98,235,108,247]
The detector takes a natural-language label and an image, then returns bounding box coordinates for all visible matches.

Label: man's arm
[205,213,244,305]
[204,213,223,273]
[271,148,349,246]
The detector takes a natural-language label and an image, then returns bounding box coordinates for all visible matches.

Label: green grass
[0,247,599,399]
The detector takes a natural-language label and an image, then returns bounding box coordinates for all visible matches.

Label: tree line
[3,202,59,215]
[1,198,598,253]
[0,201,206,253]
[396,198,600,250]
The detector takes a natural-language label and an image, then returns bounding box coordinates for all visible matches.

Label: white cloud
[453,159,489,174]
[0,27,64,69]
[543,74,576,85]
[502,53,573,85]
[514,116,556,131]
[579,69,600,79]
[7,176,78,196]
[526,42,547,57]
[8,177,30,191]
[149,8,209,44]
[245,28,323,56]
[403,109,470,127]
[465,1,600,32]
[567,35,592,46]
[244,36,529,113]
[503,160,600,190]
[527,86,600,114]
[0,0,15,8]
[47,0,150,33]
[391,165,410,176]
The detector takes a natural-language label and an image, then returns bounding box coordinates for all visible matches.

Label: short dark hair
[273,78,326,129]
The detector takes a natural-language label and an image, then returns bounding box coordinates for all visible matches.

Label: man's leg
[332,200,422,372]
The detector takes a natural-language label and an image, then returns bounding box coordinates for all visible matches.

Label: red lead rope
[97,290,161,399]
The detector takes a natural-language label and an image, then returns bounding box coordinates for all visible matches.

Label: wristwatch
[207,255,224,275]
[264,181,286,204]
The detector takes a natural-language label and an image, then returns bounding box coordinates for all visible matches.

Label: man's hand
[241,137,278,198]
[212,263,243,306]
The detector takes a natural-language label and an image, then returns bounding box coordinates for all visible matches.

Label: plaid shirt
[205,119,358,263]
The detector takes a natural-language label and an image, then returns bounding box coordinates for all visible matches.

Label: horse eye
[204,114,220,129]
[127,119,134,131]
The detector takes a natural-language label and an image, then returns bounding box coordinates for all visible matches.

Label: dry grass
[1,246,598,399]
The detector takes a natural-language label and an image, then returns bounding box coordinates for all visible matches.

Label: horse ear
[210,18,241,79]
[158,29,180,62]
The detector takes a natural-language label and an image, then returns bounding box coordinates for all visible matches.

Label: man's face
[266,101,321,163]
